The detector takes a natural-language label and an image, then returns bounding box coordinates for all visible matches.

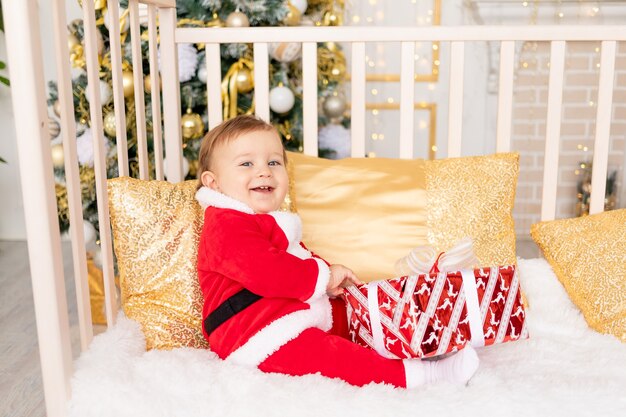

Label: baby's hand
[327,264,362,297]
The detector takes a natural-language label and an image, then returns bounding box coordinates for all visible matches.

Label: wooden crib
[3,1,625,416]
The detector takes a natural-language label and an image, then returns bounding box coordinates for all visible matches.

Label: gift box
[342,265,528,359]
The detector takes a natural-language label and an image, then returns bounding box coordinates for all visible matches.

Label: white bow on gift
[394,237,478,276]
[367,238,481,359]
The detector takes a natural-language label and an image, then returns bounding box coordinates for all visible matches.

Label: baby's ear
[200,171,219,190]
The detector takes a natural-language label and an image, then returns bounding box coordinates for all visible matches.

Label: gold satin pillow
[108,177,208,350]
[531,209,626,342]
[288,152,518,282]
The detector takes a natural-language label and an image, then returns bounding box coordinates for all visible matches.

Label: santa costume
[195,187,477,388]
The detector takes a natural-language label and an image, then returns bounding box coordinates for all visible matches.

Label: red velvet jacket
[196,187,331,367]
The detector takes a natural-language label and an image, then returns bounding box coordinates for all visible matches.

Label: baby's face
[202,129,288,214]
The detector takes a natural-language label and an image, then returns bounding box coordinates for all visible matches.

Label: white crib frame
[2,0,624,415]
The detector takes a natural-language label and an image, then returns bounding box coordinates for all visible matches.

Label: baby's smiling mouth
[251,186,274,193]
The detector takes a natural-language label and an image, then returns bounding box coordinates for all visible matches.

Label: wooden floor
[0,241,81,417]
[0,238,541,417]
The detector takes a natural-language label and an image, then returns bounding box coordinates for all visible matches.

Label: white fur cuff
[306,258,330,303]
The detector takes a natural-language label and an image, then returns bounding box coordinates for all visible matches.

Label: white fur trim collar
[195,187,254,214]
[195,187,311,259]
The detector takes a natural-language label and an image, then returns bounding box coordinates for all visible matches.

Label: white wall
[0,0,82,240]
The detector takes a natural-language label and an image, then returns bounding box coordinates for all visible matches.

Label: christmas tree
[49,0,349,241]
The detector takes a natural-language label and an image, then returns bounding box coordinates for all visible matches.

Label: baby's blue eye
[240,162,252,167]
[269,160,282,166]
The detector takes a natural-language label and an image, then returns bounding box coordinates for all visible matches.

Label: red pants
[258,298,407,387]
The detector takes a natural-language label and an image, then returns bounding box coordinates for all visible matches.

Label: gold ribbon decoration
[317,42,347,85]
[221,58,255,120]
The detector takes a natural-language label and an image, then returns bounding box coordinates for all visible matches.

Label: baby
[195,114,479,388]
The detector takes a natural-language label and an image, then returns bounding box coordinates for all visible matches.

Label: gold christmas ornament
[51,144,65,168]
[226,11,249,28]
[283,3,302,26]
[103,112,117,137]
[235,68,254,93]
[323,10,342,26]
[181,108,204,140]
[221,58,255,120]
[323,95,347,118]
[53,100,62,117]
[144,74,161,94]
[122,70,135,98]
[269,42,302,63]
[48,117,61,139]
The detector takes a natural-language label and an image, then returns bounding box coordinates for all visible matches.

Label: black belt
[203,288,261,337]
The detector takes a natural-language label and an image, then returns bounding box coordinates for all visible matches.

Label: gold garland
[317,42,346,85]
[221,58,255,120]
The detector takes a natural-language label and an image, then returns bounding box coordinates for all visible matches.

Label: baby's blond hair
[196,115,282,190]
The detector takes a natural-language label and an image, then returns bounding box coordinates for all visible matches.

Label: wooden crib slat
[108,0,129,177]
[205,43,223,129]
[496,41,515,153]
[138,0,176,6]
[160,7,184,182]
[302,42,318,156]
[148,5,164,181]
[129,0,149,180]
[540,41,566,221]
[589,40,616,215]
[83,0,118,326]
[254,43,270,122]
[350,42,366,158]
[4,2,73,414]
[399,41,415,159]
[51,0,93,350]
[447,41,465,158]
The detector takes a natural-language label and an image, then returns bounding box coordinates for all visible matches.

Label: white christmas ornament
[226,11,249,27]
[85,80,113,106]
[76,129,96,167]
[92,246,102,268]
[269,42,302,63]
[83,220,97,247]
[197,63,207,83]
[104,5,130,33]
[75,129,109,167]
[163,156,190,180]
[290,0,308,14]
[318,124,351,159]
[269,86,295,114]
[71,67,86,80]
[159,43,199,83]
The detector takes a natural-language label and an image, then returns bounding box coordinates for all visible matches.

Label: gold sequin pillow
[531,209,626,342]
[108,177,208,350]
[288,152,518,282]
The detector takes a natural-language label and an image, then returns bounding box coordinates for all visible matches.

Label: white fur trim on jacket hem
[226,296,333,368]
[402,359,424,389]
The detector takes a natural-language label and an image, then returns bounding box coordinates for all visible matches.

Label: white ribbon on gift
[394,237,478,276]
[367,281,397,359]
[461,269,486,348]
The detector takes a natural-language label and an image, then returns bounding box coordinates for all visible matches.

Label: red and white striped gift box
[342,265,528,359]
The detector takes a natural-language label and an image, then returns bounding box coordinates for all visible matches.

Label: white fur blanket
[69,259,626,417]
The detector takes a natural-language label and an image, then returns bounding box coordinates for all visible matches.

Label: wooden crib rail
[184,25,623,219]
